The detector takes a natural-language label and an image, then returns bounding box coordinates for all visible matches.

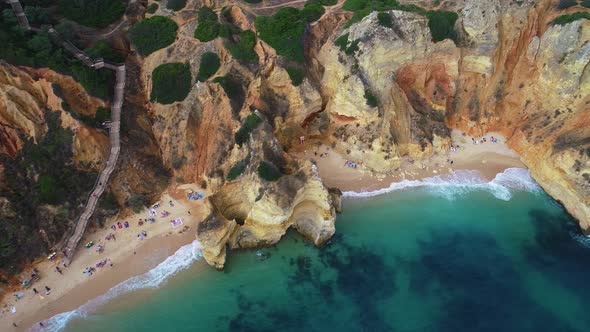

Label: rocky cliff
[1,0,588,273]
[197,117,339,269]
[308,0,589,231]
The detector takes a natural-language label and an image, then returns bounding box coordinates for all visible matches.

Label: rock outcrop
[197,118,339,269]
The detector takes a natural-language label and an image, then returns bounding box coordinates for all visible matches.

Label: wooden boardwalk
[4,0,126,263]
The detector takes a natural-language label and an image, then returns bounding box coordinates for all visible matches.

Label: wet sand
[0,184,208,331]
[294,130,524,192]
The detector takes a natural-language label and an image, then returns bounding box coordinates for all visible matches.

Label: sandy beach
[0,184,208,331]
[294,130,524,192]
[0,131,524,331]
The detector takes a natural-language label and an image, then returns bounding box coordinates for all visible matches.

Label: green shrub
[364,89,378,107]
[86,39,124,63]
[425,10,458,42]
[38,175,62,204]
[95,107,111,123]
[257,161,282,181]
[129,16,178,56]
[219,23,242,38]
[25,6,51,25]
[334,33,349,51]
[377,12,393,27]
[197,52,221,81]
[225,30,258,63]
[334,33,360,55]
[166,0,187,11]
[151,62,192,104]
[557,0,577,9]
[213,75,242,99]
[70,63,114,99]
[301,3,325,22]
[128,193,148,213]
[227,159,248,180]
[286,67,304,86]
[194,7,220,42]
[59,0,125,28]
[255,7,307,63]
[146,3,159,14]
[244,0,262,3]
[235,114,262,146]
[552,11,590,25]
[341,0,458,42]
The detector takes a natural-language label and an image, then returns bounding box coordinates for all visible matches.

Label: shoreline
[1,131,524,331]
[0,184,208,331]
[294,130,524,193]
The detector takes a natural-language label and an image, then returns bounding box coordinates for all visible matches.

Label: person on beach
[56,266,62,274]
[33,288,38,294]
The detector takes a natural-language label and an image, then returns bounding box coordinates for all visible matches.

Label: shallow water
[46,169,590,332]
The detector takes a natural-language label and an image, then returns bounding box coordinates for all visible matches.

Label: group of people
[32,286,51,296]
[471,136,499,144]
[344,160,359,169]
[137,230,148,240]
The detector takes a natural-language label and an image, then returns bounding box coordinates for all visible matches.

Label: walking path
[4,0,126,264]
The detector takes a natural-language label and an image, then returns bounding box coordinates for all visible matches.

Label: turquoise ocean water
[42,168,590,332]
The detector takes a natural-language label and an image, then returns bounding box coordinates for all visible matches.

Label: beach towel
[171,218,183,228]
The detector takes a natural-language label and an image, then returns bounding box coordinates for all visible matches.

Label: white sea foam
[343,168,541,201]
[35,240,202,332]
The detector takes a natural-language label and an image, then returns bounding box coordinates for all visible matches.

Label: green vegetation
[194,7,220,42]
[197,52,221,81]
[255,7,320,63]
[377,12,393,27]
[128,193,148,213]
[341,0,458,42]
[0,111,95,270]
[213,75,242,99]
[286,67,305,86]
[235,114,262,146]
[335,33,360,55]
[225,30,259,63]
[38,175,61,204]
[257,161,282,181]
[151,62,192,104]
[166,0,187,11]
[301,3,325,22]
[243,0,262,3]
[557,0,578,9]
[227,158,250,181]
[95,107,111,123]
[425,10,458,42]
[59,0,125,28]
[364,89,378,107]
[552,11,590,25]
[25,6,51,25]
[70,40,123,99]
[128,16,178,56]
[146,3,159,14]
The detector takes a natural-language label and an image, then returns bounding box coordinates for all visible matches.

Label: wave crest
[36,240,202,331]
[343,168,541,201]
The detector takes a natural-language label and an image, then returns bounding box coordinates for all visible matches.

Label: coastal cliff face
[1,0,588,272]
[309,0,589,231]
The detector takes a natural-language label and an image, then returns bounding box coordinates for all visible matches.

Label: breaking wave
[35,240,202,331]
[343,168,541,201]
